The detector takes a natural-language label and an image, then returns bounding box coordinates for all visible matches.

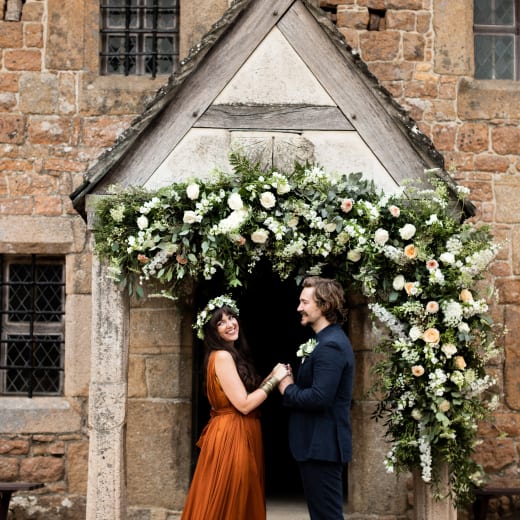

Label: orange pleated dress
[181,351,266,520]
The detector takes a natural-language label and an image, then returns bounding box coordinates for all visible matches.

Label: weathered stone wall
[0,0,227,518]
[1,0,519,518]
[324,0,520,500]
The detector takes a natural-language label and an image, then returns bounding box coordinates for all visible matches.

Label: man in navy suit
[279,276,354,520]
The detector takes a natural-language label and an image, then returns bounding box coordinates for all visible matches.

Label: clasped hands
[271,362,294,395]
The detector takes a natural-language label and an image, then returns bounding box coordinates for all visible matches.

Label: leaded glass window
[100,0,179,77]
[474,0,519,79]
[0,255,65,397]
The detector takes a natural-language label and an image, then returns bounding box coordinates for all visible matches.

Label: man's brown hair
[302,276,346,324]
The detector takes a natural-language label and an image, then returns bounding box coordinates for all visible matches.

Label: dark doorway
[191,261,309,498]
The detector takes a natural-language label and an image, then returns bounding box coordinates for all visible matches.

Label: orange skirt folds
[181,352,266,520]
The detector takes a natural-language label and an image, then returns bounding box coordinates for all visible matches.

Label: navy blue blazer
[283,323,354,464]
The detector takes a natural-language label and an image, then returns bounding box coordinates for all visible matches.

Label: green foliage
[93,153,502,506]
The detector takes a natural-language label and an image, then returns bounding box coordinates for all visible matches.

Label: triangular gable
[72,0,471,217]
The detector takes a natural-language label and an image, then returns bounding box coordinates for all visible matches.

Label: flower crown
[194,294,239,339]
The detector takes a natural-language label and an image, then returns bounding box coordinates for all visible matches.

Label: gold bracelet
[260,376,280,395]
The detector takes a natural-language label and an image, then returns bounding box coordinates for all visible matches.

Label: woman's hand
[272,363,291,382]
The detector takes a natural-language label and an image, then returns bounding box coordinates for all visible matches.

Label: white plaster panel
[213,27,335,105]
[302,131,400,193]
[145,128,232,189]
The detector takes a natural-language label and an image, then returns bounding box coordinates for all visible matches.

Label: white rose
[439,252,455,264]
[325,222,337,233]
[392,275,405,291]
[399,223,416,240]
[186,183,200,200]
[259,191,276,209]
[218,208,248,234]
[441,343,457,358]
[183,210,200,224]
[137,215,149,230]
[227,192,243,211]
[276,183,291,195]
[251,228,269,244]
[374,228,389,245]
[411,408,422,420]
[347,249,362,262]
[409,326,422,341]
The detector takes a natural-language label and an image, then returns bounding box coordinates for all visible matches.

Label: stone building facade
[0,0,519,519]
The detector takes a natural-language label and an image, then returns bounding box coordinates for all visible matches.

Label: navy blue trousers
[298,460,345,520]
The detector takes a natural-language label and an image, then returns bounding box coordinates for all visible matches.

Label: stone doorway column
[85,227,130,520]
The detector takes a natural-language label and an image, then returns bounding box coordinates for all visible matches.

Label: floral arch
[93,153,501,506]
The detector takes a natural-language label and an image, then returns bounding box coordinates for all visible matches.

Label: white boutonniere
[297,338,318,360]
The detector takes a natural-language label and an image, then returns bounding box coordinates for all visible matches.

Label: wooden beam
[194,104,354,130]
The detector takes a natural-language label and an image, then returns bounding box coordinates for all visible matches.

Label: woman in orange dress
[181,295,290,520]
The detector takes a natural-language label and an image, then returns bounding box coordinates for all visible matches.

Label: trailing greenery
[94,153,501,506]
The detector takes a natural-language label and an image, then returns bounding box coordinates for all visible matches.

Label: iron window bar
[473,0,519,80]
[100,0,179,78]
[0,255,65,398]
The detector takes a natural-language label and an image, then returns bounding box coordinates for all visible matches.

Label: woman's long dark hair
[202,305,261,393]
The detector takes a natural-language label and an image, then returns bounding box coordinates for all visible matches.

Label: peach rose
[454,356,466,370]
[404,244,418,259]
[412,365,425,377]
[405,282,418,296]
[425,301,439,314]
[460,289,474,303]
[426,259,439,271]
[341,198,354,213]
[423,328,440,344]
[389,205,400,217]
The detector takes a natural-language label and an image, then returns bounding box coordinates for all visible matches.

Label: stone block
[128,356,147,398]
[513,227,520,275]
[0,114,25,144]
[20,456,65,482]
[21,0,44,22]
[64,295,92,396]
[0,215,84,253]
[0,439,29,455]
[492,126,520,155]
[348,400,408,515]
[130,308,181,353]
[4,49,41,71]
[0,397,82,433]
[433,0,472,75]
[66,254,92,295]
[27,116,71,145]
[46,0,84,70]
[18,72,58,114]
[146,350,192,399]
[0,20,23,47]
[494,177,520,224]
[25,22,44,48]
[473,438,516,472]
[10,494,86,520]
[0,457,19,480]
[359,31,400,61]
[458,79,520,120]
[179,0,227,59]
[127,400,192,510]
[67,441,89,495]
